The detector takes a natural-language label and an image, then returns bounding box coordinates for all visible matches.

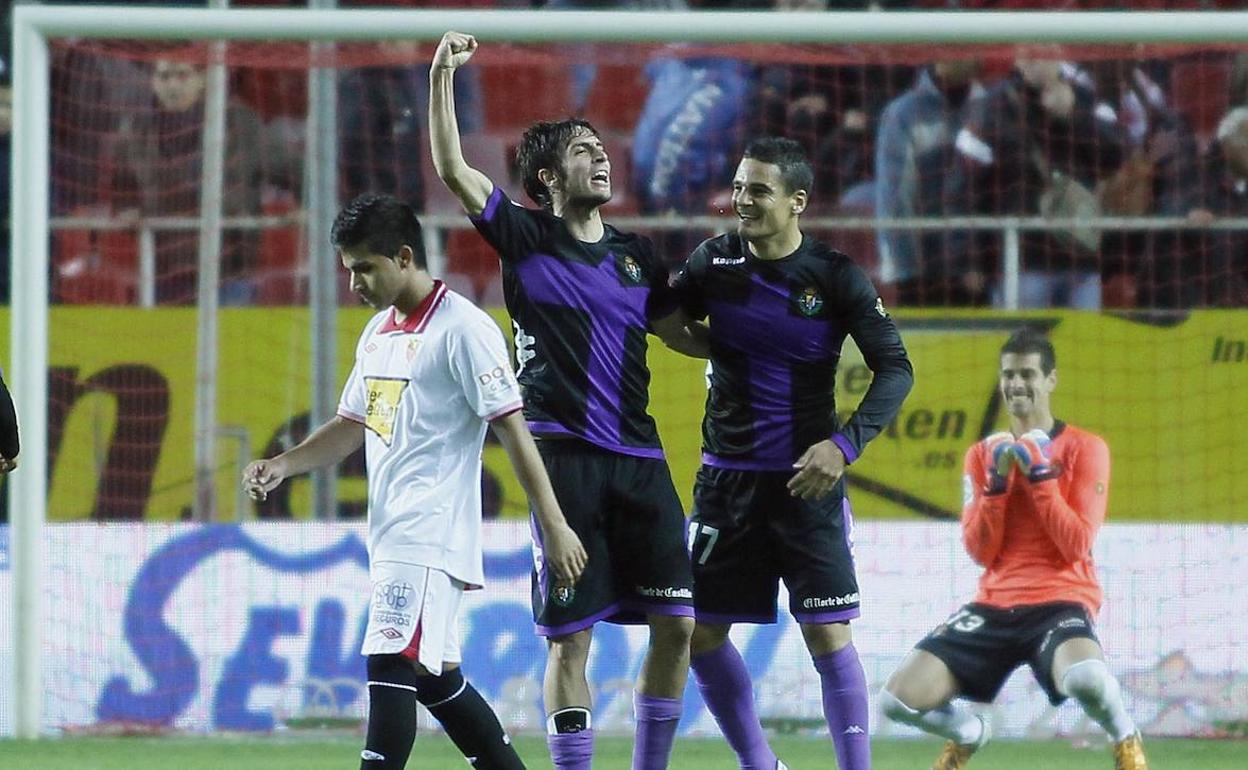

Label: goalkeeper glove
[982,432,1016,495]
[1015,428,1060,482]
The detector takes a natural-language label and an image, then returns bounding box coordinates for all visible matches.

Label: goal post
[11,4,1248,739]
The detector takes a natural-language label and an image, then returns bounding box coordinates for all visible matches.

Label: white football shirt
[337,281,522,587]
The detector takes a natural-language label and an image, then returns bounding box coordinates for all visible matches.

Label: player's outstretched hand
[982,431,1016,495]
[788,439,846,500]
[0,455,16,474]
[242,458,287,502]
[432,31,478,71]
[544,522,588,585]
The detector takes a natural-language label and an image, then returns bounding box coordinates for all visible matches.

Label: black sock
[361,655,420,769]
[416,667,525,770]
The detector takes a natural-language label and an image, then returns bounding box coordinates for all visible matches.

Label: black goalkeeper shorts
[916,601,1100,705]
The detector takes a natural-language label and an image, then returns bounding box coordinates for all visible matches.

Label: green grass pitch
[0,735,1242,769]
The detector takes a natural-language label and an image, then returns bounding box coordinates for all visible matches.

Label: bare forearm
[491,412,566,532]
[276,416,364,477]
[429,67,491,214]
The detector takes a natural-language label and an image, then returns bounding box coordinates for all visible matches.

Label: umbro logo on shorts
[380,627,403,640]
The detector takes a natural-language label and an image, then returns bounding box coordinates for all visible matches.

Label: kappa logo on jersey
[795,286,824,316]
[513,321,536,376]
[364,377,409,446]
[618,253,643,284]
[711,255,746,266]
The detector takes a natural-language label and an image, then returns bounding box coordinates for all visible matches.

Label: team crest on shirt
[364,376,410,446]
[794,286,824,316]
[617,253,644,284]
[406,337,422,363]
[875,297,889,317]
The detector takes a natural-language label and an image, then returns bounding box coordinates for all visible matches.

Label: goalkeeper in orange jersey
[879,328,1148,770]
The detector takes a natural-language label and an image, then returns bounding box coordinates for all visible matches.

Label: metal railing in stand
[49,211,1248,311]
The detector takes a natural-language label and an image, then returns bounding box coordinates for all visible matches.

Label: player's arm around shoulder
[651,243,713,358]
[428,31,493,216]
[651,310,710,359]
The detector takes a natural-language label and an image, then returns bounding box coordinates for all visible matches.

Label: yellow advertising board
[2,308,1244,522]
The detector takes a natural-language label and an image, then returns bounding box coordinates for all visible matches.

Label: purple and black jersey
[673,232,913,470]
[471,186,676,458]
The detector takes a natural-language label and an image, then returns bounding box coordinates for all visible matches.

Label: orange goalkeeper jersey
[960,421,1110,617]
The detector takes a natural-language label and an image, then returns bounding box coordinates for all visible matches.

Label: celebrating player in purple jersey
[430,31,705,770]
[669,137,913,770]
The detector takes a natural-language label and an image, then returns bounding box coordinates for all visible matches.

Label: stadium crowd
[21,0,1248,309]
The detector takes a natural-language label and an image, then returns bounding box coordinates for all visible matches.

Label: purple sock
[690,642,778,770]
[632,692,682,770]
[547,729,594,770]
[813,644,871,770]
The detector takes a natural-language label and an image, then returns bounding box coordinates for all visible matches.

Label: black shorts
[689,466,860,625]
[916,602,1100,705]
[531,439,694,637]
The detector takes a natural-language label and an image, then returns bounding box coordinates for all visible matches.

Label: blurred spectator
[1172,107,1248,306]
[947,58,1125,309]
[1090,61,1203,308]
[337,40,485,209]
[631,48,752,260]
[753,0,913,209]
[104,57,279,304]
[875,59,985,305]
[543,0,689,116]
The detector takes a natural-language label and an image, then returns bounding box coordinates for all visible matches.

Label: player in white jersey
[243,194,587,770]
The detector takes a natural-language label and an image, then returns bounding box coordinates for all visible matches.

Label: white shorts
[362,561,463,675]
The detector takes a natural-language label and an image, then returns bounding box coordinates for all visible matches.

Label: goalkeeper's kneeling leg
[879,689,987,747]
[1060,659,1137,742]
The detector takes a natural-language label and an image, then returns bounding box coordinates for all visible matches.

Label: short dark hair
[330,193,426,268]
[1000,327,1056,374]
[516,118,600,210]
[742,136,814,197]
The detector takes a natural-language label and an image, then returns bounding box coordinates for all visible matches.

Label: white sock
[879,690,985,746]
[1060,659,1137,742]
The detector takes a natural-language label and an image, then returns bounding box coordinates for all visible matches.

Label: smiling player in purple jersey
[429,31,706,770]
[668,137,913,770]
